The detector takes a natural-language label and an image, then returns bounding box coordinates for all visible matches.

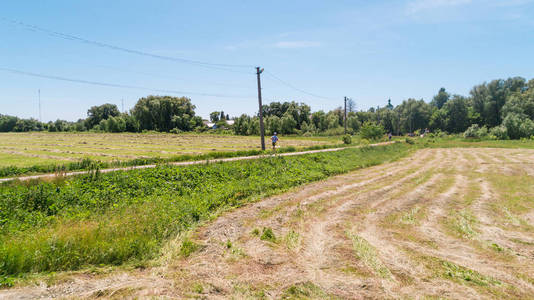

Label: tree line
[0,96,203,133]
[1,77,533,139]
[232,77,534,140]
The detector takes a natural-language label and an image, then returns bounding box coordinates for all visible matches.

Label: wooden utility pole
[256,67,265,150]
[344,97,347,134]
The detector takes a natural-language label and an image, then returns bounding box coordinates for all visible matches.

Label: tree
[132,95,199,132]
[431,88,450,109]
[266,115,281,135]
[85,103,120,129]
[247,117,260,135]
[280,112,297,134]
[233,114,250,135]
[429,109,447,132]
[377,108,397,134]
[502,113,534,139]
[311,111,327,131]
[0,115,19,132]
[443,95,469,133]
[220,111,226,121]
[347,115,360,132]
[360,121,385,140]
[395,99,432,134]
[210,111,220,123]
[471,77,526,127]
[501,83,534,120]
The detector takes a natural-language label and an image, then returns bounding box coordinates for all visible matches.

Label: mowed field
[3,146,534,299]
[0,132,336,168]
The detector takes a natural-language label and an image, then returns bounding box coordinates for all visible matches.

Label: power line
[263,70,335,101]
[0,67,255,99]
[1,17,255,73]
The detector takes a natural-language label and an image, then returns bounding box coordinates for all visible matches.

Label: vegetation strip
[0,142,394,183]
[0,142,411,282]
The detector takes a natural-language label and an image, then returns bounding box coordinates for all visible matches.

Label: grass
[0,132,341,177]
[260,227,277,243]
[281,281,335,300]
[346,232,391,279]
[447,209,479,239]
[408,252,518,298]
[0,142,414,281]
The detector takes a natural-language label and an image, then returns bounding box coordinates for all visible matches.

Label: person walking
[271,132,279,151]
[388,132,392,141]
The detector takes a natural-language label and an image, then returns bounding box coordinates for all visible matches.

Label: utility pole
[344,97,347,134]
[38,89,42,122]
[256,67,265,150]
[121,99,124,113]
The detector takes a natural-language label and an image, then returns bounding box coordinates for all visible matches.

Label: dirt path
[2,147,534,299]
[0,142,394,183]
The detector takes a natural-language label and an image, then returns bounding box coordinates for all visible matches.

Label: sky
[1,0,533,122]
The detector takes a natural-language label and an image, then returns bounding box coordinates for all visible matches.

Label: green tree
[443,95,469,133]
[395,99,432,134]
[430,88,450,109]
[232,114,250,135]
[132,95,198,132]
[85,103,120,129]
[360,121,385,140]
[281,112,297,134]
[210,111,220,123]
[266,115,281,135]
[471,77,526,127]
[311,111,327,131]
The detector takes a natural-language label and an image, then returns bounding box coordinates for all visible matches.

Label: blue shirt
[271,135,278,143]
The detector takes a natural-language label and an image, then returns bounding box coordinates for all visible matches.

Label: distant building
[386,99,394,110]
[202,119,234,129]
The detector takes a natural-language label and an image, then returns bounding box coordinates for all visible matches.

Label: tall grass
[0,143,413,278]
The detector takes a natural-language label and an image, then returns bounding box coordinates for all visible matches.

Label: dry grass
[0,132,337,168]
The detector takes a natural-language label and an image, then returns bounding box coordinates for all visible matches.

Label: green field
[0,132,340,168]
[0,143,411,285]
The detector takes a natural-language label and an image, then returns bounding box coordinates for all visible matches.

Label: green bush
[260,227,276,242]
[502,113,534,139]
[489,125,508,140]
[360,122,385,140]
[463,124,488,139]
[342,134,352,145]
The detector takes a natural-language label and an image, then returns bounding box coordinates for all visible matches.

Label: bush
[490,126,508,140]
[360,122,385,140]
[502,113,534,139]
[463,124,488,139]
[405,138,415,145]
[342,135,352,145]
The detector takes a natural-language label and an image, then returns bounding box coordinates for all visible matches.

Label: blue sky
[1,0,533,121]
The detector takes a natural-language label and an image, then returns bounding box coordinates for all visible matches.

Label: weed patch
[260,227,276,243]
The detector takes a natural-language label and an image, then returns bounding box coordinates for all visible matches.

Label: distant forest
[1,77,533,140]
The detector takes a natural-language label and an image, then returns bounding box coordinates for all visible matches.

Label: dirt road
[2,147,534,299]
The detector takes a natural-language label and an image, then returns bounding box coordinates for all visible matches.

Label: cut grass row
[0,142,414,283]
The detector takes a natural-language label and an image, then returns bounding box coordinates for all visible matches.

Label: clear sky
[1,0,533,122]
